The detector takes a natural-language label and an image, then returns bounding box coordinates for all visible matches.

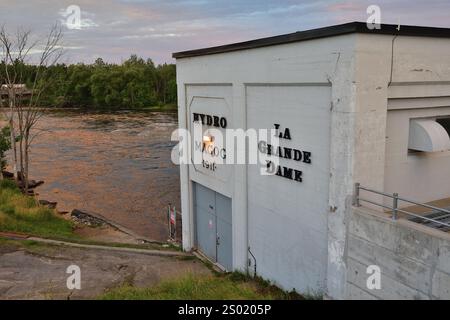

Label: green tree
[1,54,178,110]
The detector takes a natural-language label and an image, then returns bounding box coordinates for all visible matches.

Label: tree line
[1,54,177,110]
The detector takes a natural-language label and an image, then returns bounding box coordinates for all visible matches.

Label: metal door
[194,183,232,270]
[194,183,217,261]
[216,192,232,270]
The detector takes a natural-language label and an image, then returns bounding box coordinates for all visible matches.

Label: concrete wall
[347,35,450,299]
[346,206,450,300]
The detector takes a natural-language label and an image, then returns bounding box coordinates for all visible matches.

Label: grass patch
[0,237,49,254]
[0,180,77,239]
[99,272,304,300]
[100,274,271,300]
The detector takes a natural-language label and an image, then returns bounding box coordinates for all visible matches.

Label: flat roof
[173,22,450,59]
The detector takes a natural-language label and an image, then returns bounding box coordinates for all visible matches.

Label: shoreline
[1,171,169,245]
[0,104,178,113]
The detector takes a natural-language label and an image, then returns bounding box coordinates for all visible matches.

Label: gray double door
[194,183,232,271]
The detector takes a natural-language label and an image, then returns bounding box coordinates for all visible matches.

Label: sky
[0,0,449,65]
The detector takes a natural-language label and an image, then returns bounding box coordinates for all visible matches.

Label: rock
[28,180,44,189]
[39,200,57,209]
[16,179,44,190]
[71,209,106,227]
[1,171,14,179]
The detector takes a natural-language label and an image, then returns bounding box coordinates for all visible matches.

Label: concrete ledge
[26,237,191,257]
[353,205,450,241]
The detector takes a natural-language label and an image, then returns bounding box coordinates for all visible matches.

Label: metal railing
[353,183,450,229]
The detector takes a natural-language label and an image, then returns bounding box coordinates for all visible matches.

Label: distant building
[1,84,26,90]
[0,84,32,105]
[173,22,450,300]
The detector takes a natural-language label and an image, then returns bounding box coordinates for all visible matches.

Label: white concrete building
[173,22,450,300]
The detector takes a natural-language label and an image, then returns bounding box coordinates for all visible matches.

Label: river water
[27,110,180,241]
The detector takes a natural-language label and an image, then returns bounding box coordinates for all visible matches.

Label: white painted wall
[176,34,358,298]
[246,85,331,293]
[176,32,450,299]
[384,107,450,204]
[186,85,233,196]
[349,34,450,206]
[382,36,450,204]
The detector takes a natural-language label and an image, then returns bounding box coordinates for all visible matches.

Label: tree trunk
[8,97,18,180]
[19,126,24,182]
[24,131,29,193]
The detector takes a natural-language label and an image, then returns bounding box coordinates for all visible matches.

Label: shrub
[0,126,11,171]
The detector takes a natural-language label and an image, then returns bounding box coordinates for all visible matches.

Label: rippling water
[28,110,180,241]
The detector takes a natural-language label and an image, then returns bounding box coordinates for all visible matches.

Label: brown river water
[22,110,180,241]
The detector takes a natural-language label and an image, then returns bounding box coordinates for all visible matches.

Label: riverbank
[0,179,76,239]
[0,178,164,246]
[0,104,179,113]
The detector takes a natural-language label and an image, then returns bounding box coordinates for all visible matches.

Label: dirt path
[0,241,210,300]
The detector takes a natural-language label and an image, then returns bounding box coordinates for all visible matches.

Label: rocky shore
[1,170,162,245]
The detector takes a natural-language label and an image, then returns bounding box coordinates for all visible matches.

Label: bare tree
[0,24,63,192]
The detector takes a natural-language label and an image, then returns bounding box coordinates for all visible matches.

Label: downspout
[248,246,257,277]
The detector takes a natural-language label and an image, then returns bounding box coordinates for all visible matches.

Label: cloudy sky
[1,0,449,64]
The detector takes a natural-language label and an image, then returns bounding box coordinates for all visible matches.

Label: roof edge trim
[173,22,450,59]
